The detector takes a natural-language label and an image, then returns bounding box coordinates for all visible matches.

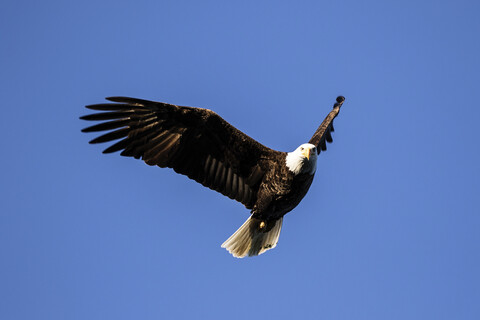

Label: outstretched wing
[81,97,277,209]
[308,96,345,154]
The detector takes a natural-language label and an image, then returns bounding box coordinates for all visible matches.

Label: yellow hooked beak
[302,147,311,160]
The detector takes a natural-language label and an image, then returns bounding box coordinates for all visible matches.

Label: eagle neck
[285,152,317,176]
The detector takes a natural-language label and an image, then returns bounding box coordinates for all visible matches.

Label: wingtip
[333,96,345,109]
[105,96,128,102]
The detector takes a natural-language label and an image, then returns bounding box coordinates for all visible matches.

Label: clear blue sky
[1,0,479,319]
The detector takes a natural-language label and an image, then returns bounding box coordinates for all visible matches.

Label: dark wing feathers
[309,96,345,154]
[81,97,276,209]
[81,119,131,132]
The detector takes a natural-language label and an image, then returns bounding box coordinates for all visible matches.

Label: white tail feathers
[221,216,283,258]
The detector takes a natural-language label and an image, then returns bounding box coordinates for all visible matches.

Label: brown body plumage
[81,96,345,257]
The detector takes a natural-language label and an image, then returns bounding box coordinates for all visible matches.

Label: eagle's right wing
[81,97,279,209]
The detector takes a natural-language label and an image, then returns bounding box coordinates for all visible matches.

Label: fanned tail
[221,217,283,258]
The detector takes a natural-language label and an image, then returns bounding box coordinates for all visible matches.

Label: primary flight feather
[81,95,345,257]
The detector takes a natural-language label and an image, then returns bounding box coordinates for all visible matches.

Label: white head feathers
[285,143,317,175]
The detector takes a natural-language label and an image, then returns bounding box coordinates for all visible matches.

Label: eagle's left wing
[308,96,345,154]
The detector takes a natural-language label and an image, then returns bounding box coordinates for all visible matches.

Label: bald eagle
[81,96,345,257]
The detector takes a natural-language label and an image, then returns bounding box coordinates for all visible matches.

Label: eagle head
[285,143,317,175]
